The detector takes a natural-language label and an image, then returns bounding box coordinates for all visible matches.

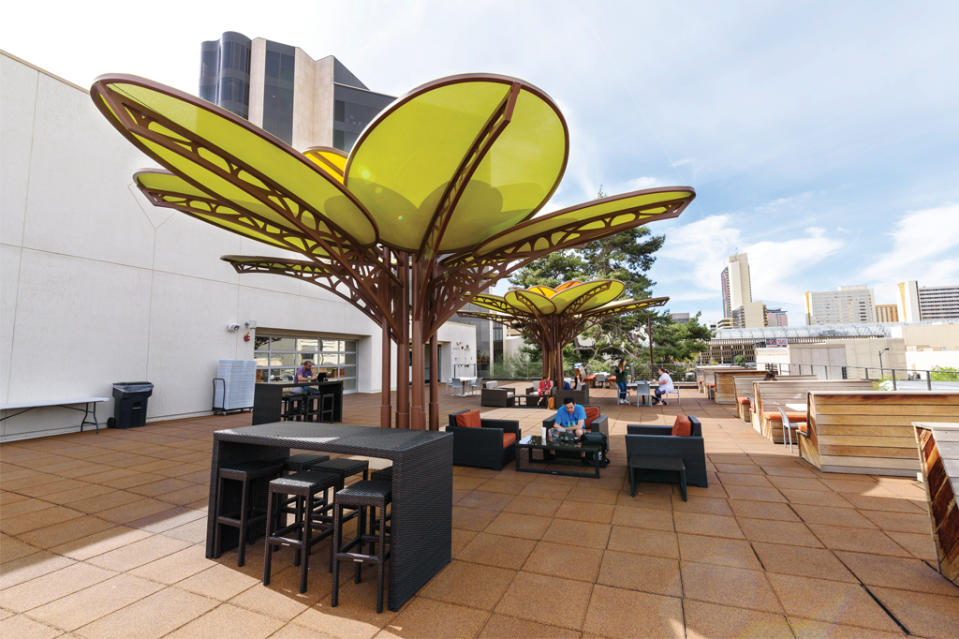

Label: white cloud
[860,203,959,284]
[745,228,843,305]
[658,214,742,294]
[625,176,663,190]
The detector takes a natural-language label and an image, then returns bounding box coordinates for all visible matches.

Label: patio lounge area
[2,386,958,638]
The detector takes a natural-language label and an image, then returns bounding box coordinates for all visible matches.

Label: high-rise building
[805,286,876,324]
[199,32,394,151]
[898,280,959,321]
[721,253,752,320]
[670,313,691,324]
[731,301,767,328]
[766,307,789,326]
[875,304,899,323]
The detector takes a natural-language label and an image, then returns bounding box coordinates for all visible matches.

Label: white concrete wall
[906,350,959,373]
[3,53,448,441]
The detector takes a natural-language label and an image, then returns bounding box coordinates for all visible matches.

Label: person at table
[615,359,628,404]
[573,367,586,390]
[536,375,553,407]
[651,367,674,405]
[295,360,317,383]
[551,397,586,440]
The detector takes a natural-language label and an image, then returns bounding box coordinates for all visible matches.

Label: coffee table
[516,435,603,478]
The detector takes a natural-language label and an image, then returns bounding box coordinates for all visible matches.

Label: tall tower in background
[805,285,875,324]
[721,253,754,324]
[899,280,959,321]
[199,32,394,151]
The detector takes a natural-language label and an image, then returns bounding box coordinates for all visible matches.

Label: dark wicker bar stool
[213,459,285,567]
[263,470,340,594]
[317,392,336,421]
[331,480,392,612]
[370,466,393,481]
[284,453,331,473]
[281,393,308,421]
[310,457,369,483]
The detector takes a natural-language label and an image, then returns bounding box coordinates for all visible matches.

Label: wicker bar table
[206,422,452,611]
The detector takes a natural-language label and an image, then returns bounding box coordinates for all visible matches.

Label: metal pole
[647,313,654,379]
[380,322,392,428]
[429,335,439,430]
[396,253,410,429]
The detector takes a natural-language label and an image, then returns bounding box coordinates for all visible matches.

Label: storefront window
[255,334,358,392]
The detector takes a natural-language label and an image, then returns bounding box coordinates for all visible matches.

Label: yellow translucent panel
[553,281,581,294]
[528,285,556,298]
[477,190,694,255]
[471,295,510,313]
[505,290,556,316]
[346,80,513,250]
[441,89,567,251]
[303,147,347,183]
[587,297,668,318]
[100,80,376,245]
[551,281,625,314]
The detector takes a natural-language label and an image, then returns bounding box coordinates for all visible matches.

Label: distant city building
[875,304,899,323]
[721,253,752,320]
[200,31,394,150]
[715,317,735,329]
[731,301,766,328]
[805,285,876,325]
[670,313,690,324]
[898,280,959,321]
[766,307,788,326]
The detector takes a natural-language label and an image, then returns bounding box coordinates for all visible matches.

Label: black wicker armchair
[625,416,707,488]
[446,409,519,470]
[480,387,515,407]
[542,405,609,454]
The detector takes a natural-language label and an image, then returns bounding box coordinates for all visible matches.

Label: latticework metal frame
[463,281,668,382]
[91,73,694,430]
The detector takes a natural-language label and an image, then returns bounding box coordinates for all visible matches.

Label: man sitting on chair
[651,367,674,406]
[551,397,586,441]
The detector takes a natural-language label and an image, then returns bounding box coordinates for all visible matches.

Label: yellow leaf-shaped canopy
[91,75,377,247]
[135,170,331,259]
[303,147,347,184]
[474,280,627,318]
[346,74,567,253]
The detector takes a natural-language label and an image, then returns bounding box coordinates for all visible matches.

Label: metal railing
[766,363,959,391]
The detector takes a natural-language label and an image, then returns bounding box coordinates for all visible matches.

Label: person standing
[615,359,628,405]
[652,367,674,405]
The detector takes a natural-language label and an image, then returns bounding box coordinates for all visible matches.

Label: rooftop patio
[2,386,957,638]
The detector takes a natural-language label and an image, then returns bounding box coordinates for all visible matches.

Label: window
[254,335,358,391]
[334,100,345,122]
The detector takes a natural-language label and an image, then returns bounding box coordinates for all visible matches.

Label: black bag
[581,432,610,465]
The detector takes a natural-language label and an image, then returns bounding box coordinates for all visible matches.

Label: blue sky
[5,1,959,324]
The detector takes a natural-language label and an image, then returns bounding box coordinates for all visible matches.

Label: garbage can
[110,382,154,428]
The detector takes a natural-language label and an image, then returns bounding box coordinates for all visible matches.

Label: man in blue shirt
[551,397,586,440]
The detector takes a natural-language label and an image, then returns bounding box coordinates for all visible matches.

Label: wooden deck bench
[1,396,110,438]
[751,379,874,443]
[798,391,959,476]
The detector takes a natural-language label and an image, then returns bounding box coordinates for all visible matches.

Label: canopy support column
[429,335,439,430]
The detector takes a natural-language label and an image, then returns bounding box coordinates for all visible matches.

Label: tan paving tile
[0,613,62,639]
[713,463,763,474]
[27,573,164,632]
[523,541,603,582]
[0,562,115,612]
[684,599,793,639]
[779,487,855,507]
[377,597,489,638]
[671,495,733,517]
[86,533,191,571]
[766,573,901,632]
[502,495,562,518]
[728,499,800,521]
[859,509,931,534]
[519,481,572,500]
[838,493,925,513]
[474,477,526,496]
[455,490,514,512]
[677,533,761,570]
[0,506,83,535]
[418,559,516,610]
[73,586,217,639]
[738,517,823,547]
[716,471,775,487]
[723,484,786,502]
[0,535,40,563]
[566,487,620,505]
[479,613,580,638]
[681,561,782,612]
[673,511,744,539]
[163,602,285,639]
[607,525,679,559]
[485,512,552,541]
[752,541,856,582]
[788,616,907,638]
[597,550,681,597]
[229,564,327,621]
[451,527,477,555]
[611,505,674,531]
[792,503,877,528]
[129,544,215,584]
[452,505,498,532]
[0,498,53,519]
[885,530,937,562]
[162,517,209,544]
[17,516,114,550]
[67,489,143,514]
[583,584,683,639]
[494,572,590,630]
[0,550,76,591]
[835,551,959,596]
[96,497,174,525]
[454,531,536,570]
[542,518,611,549]
[807,523,910,556]
[554,500,614,524]
[177,563,262,601]
[870,586,959,639]
[290,583,395,639]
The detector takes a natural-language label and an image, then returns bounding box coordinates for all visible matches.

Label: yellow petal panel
[551,280,625,314]
[505,289,556,316]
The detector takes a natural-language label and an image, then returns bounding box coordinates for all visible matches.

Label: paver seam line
[829,544,913,634]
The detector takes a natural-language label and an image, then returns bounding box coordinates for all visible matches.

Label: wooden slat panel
[819,425,924,437]
[820,445,917,458]
[816,414,959,427]
[819,435,917,448]
[816,404,959,416]
[819,454,919,470]
[814,393,959,405]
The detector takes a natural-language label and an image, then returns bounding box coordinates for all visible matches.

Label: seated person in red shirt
[536,376,553,407]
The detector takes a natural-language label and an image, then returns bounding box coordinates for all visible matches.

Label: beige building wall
[875,304,899,323]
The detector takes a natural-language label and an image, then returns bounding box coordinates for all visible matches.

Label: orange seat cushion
[796,423,808,434]
[502,433,517,448]
[736,396,751,405]
[584,406,600,428]
[708,382,715,388]
[763,411,806,422]
[455,410,482,428]
[671,415,692,437]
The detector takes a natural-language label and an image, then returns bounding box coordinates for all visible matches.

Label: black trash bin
[110,382,154,428]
